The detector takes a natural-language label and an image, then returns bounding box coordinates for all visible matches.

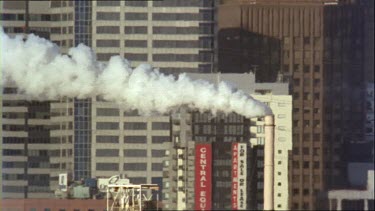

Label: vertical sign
[232,143,247,210]
[237,143,247,210]
[195,143,212,210]
[232,143,238,210]
[58,173,68,191]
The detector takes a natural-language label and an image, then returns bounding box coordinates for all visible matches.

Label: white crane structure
[106,183,159,211]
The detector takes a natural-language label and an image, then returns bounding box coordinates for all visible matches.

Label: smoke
[0,28,272,118]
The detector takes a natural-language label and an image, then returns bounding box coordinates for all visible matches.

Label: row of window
[96,25,211,35]
[96,135,169,144]
[96,39,204,48]
[96,122,169,130]
[96,149,165,157]
[96,0,211,7]
[0,13,51,21]
[96,162,163,171]
[96,12,209,21]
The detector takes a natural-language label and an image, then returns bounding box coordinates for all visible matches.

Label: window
[124,122,147,130]
[293,64,300,72]
[124,26,147,34]
[125,1,148,6]
[96,163,119,171]
[257,126,265,133]
[124,136,147,144]
[96,12,120,21]
[128,177,146,183]
[97,26,120,34]
[124,163,147,171]
[124,109,139,116]
[152,150,165,157]
[152,163,163,171]
[153,54,198,62]
[96,149,119,157]
[153,26,199,34]
[152,122,170,130]
[125,40,147,48]
[96,122,119,130]
[96,108,119,116]
[152,13,199,21]
[97,53,118,61]
[153,40,198,48]
[303,65,310,73]
[303,93,311,100]
[96,136,119,143]
[97,0,120,6]
[96,40,120,47]
[303,161,310,168]
[124,149,147,157]
[303,37,310,45]
[152,136,169,143]
[124,53,147,61]
[314,65,320,72]
[125,13,148,20]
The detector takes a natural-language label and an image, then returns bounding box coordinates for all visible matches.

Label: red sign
[195,143,212,211]
[232,143,239,210]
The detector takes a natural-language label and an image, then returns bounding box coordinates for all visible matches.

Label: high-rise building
[2,84,53,198]
[161,73,292,210]
[1,0,217,198]
[218,0,368,209]
[48,0,216,73]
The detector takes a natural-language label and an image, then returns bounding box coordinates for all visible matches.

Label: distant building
[0,0,216,199]
[327,164,374,210]
[2,84,52,198]
[1,198,106,211]
[218,0,368,209]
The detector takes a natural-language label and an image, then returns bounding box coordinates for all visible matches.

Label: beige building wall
[91,0,214,72]
[49,98,74,191]
[2,84,53,198]
[90,97,170,185]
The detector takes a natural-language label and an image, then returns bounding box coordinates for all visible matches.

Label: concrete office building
[2,84,53,198]
[218,1,368,209]
[47,96,172,196]
[1,0,216,198]
[46,0,217,72]
[161,73,292,210]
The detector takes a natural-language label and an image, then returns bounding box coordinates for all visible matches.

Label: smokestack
[264,115,274,211]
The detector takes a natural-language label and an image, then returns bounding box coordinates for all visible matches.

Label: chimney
[264,115,275,210]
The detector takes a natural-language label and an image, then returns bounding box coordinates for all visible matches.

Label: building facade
[218,1,367,209]
[1,0,217,198]
[2,84,53,198]
[161,73,292,210]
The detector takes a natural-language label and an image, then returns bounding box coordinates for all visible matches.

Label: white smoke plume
[0,28,272,118]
